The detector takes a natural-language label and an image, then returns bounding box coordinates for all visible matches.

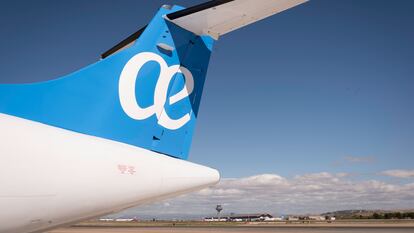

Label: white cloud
[116,172,414,218]
[382,169,414,178]
[344,156,375,163]
[332,156,376,167]
[335,172,350,178]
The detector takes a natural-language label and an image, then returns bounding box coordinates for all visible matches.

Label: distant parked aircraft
[0,0,308,232]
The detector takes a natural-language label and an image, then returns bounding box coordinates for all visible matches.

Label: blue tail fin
[0,5,214,160]
[0,0,308,160]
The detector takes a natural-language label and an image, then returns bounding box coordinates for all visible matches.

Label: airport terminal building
[204,213,274,222]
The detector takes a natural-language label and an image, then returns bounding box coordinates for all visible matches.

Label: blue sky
[1,0,413,214]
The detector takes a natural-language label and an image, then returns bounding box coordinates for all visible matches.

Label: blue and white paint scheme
[0,1,308,233]
[0,5,212,159]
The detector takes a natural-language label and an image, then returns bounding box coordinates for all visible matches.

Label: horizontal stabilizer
[167,0,308,39]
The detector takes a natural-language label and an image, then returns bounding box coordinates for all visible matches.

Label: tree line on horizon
[342,212,414,220]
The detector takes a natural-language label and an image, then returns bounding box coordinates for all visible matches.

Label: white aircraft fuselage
[0,114,219,233]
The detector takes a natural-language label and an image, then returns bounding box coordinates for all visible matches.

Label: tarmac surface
[48,226,414,233]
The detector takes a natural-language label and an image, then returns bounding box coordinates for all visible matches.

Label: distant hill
[322,209,414,219]
[323,210,380,218]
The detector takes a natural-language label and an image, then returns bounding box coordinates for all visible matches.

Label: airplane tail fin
[0,0,307,160]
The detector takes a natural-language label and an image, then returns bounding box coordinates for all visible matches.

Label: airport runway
[49,226,414,233]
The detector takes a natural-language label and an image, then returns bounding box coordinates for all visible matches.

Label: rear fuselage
[0,114,219,233]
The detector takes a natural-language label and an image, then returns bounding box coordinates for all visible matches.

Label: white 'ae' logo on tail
[119,52,194,130]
